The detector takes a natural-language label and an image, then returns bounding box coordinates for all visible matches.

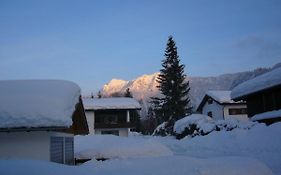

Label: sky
[0,0,281,94]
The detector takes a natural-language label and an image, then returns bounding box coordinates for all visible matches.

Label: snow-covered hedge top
[83,97,141,110]
[231,67,281,100]
[174,114,214,134]
[173,114,256,136]
[206,90,235,104]
[251,109,281,121]
[0,80,81,128]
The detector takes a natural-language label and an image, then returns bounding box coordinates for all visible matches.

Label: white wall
[0,131,51,160]
[202,101,248,121]
[85,111,95,134]
[95,128,129,137]
[202,101,224,120]
[0,131,74,162]
[224,104,248,121]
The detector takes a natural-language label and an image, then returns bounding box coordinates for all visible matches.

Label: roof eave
[0,126,69,132]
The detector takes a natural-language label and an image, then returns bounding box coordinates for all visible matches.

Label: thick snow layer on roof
[74,135,172,159]
[0,80,81,128]
[83,97,141,110]
[231,67,281,99]
[206,90,235,104]
[251,109,281,121]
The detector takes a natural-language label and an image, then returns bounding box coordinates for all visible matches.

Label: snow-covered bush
[174,114,258,139]
[173,114,215,139]
[152,122,170,136]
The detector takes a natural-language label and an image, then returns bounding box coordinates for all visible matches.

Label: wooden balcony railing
[94,122,136,129]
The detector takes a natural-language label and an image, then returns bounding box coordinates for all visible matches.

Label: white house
[83,97,141,137]
[0,80,89,165]
[197,90,248,121]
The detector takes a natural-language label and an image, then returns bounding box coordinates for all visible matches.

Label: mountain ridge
[100,63,281,119]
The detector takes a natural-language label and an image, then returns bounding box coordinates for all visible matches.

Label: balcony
[95,122,136,129]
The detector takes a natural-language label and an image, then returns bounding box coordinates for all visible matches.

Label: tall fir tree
[156,36,191,131]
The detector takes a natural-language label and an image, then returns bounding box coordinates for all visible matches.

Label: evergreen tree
[97,91,102,98]
[124,88,133,98]
[156,36,191,132]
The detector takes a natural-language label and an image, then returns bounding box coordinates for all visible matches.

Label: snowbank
[251,109,281,121]
[0,80,81,128]
[173,114,256,139]
[0,156,273,175]
[231,67,281,99]
[83,97,141,110]
[74,135,173,159]
[163,122,281,175]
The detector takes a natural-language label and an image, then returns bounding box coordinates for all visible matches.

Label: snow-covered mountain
[101,63,281,119]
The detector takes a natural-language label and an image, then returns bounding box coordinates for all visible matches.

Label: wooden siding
[246,86,281,117]
[67,97,89,135]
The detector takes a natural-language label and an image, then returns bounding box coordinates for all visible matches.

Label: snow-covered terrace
[0,80,81,129]
[231,67,281,100]
[83,97,141,110]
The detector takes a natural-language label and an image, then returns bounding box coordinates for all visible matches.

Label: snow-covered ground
[75,135,173,159]
[1,122,281,175]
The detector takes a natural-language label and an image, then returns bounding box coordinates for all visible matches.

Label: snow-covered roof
[206,90,235,104]
[0,80,81,129]
[251,109,281,121]
[231,67,281,100]
[83,97,141,110]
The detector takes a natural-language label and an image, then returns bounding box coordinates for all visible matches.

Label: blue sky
[0,0,281,94]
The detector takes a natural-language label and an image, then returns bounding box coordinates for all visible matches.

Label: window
[228,108,247,115]
[101,130,119,136]
[207,98,213,104]
[207,111,213,118]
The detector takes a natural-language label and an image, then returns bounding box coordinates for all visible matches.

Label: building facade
[0,80,89,165]
[197,91,248,121]
[83,97,141,137]
[231,67,281,125]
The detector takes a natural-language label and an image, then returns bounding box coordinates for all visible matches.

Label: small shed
[231,67,281,125]
[197,90,248,121]
[0,80,89,165]
[83,97,141,137]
